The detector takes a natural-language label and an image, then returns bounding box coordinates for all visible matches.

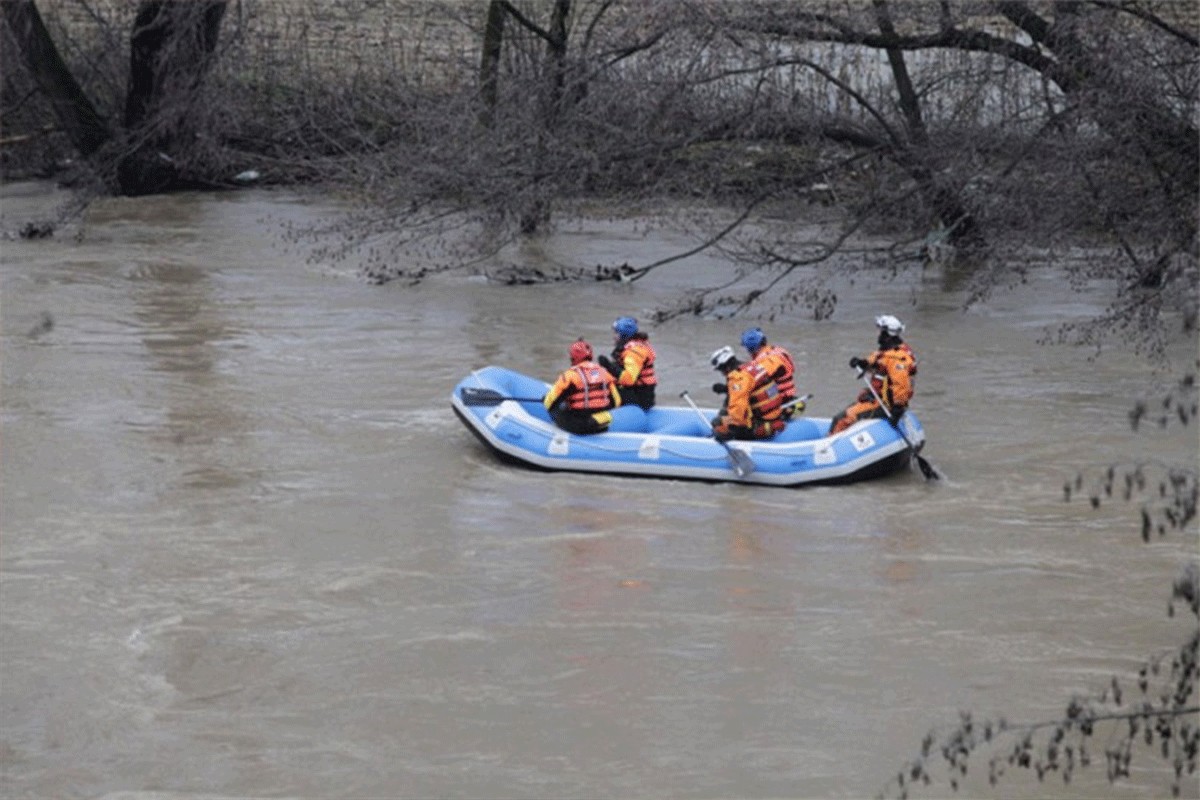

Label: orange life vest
[566,361,616,411]
[868,344,916,408]
[746,361,785,420]
[614,336,657,387]
[725,361,784,427]
[752,344,796,401]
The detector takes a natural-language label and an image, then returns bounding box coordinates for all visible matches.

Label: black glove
[849,356,869,371]
[711,382,727,395]
[597,354,617,376]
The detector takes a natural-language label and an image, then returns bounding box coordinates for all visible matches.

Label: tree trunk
[0,0,112,159]
[873,0,980,250]
[478,0,505,128]
[544,0,570,121]
[118,0,227,195]
[516,0,570,232]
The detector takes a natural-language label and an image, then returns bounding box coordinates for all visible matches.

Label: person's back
[600,316,657,410]
[870,342,916,408]
[741,327,797,416]
[543,339,621,435]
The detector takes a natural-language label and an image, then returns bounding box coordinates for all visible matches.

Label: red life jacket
[567,361,615,411]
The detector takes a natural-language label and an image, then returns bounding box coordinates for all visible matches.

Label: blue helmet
[612,316,638,338]
[740,327,766,352]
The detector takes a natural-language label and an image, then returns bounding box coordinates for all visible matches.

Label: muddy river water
[1,181,1196,799]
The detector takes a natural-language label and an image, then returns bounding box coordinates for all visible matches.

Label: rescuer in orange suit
[708,345,787,442]
[739,327,799,418]
[543,338,622,435]
[829,315,918,435]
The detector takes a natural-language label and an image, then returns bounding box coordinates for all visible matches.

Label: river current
[1,181,1196,799]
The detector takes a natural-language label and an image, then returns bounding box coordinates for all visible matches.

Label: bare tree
[0,0,111,159]
[294,0,681,282]
[118,0,228,194]
[475,0,575,232]
[4,1,1195,356]
[2,0,228,195]
[287,2,1195,358]
[479,0,507,128]
[627,1,1198,357]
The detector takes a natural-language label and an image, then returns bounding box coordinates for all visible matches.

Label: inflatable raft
[451,366,927,487]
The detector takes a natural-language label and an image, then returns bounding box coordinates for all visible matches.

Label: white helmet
[875,314,905,336]
[710,345,736,369]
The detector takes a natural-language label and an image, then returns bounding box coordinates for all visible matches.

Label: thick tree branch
[1089,0,1199,48]
[725,8,1070,89]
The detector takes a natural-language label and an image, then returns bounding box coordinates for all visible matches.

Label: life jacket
[725,361,784,427]
[752,344,796,401]
[613,335,657,388]
[868,343,916,408]
[751,419,786,438]
[746,361,785,420]
[566,361,615,411]
[713,416,786,440]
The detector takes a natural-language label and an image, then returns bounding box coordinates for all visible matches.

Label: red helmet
[569,338,593,363]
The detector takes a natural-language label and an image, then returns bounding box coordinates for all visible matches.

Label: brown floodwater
[1,181,1196,799]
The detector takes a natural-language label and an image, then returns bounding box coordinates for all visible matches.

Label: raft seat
[611,407,827,442]
[523,402,553,423]
[607,405,650,433]
[644,408,709,437]
[772,418,827,443]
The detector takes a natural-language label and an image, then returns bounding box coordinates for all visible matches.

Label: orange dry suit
[750,343,797,416]
[609,333,657,410]
[713,361,786,441]
[829,342,917,435]
[543,360,622,435]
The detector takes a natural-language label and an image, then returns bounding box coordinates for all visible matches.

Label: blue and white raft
[451,366,927,487]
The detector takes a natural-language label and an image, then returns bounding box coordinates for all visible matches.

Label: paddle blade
[459,387,506,405]
[459,387,513,406]
[459,387,544,406]
[915,453,941,480]
[727,447,757,478]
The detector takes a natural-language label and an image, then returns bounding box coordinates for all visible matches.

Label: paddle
[679,390,756,478]
[459,387,545,406]
[857,370,940,480]
[783,393,813,413]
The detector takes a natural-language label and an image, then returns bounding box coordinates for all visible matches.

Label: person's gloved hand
[849,356,869,371]
[711,382,727,394]
[598,354,617,376]
[712,420,733,441]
